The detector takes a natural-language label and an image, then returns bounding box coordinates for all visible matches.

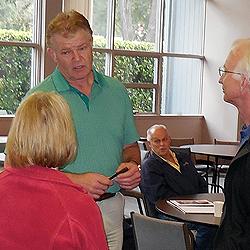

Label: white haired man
[214,39,250,249]
[140,124,217,250]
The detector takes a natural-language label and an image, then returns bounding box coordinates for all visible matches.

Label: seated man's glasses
[218,66,242,77]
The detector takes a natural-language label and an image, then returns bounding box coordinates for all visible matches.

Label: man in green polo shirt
[28,10,141,250]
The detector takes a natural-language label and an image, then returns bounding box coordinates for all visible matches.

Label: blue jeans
[187,222,217,250]
[158,213,217,250]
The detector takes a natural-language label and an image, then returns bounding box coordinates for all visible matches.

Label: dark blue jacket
[214,141,250,250]
[140,148,208,217]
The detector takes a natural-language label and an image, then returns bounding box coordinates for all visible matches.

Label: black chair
[121,189,149,216]
[213,139,240,190]
[171,138,215,185]
[208,183,224,193]
[121,188,151,250]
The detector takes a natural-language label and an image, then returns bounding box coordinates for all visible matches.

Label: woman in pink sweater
[0,92,108,250]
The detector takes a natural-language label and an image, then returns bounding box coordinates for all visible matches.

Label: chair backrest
[138,137,149,150]
[170,146,192,158]
[131,212,194,250]
[171,138,194,147]
[138,137,150,162]
[140,149,150,163]
[214,139,240,146]
[214,139,240,165]
[121,189,150,216]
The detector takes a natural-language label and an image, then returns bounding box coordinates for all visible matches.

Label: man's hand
[65,172,112,200]
[115,161,141,190]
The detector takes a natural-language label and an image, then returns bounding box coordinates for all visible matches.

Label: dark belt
[96,192,116,202]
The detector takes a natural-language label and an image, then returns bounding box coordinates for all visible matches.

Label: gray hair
[230,39,250,75]
[146,124,168,141]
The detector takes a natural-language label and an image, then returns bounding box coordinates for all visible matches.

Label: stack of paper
[167,199,214,214]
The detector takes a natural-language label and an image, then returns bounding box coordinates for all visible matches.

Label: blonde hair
[46,10,93,47]
[5,92,77,168]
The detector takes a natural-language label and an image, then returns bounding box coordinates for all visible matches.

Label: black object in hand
[109,167,129,180]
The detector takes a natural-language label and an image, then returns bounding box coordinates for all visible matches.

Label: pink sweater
[0,166,108,250]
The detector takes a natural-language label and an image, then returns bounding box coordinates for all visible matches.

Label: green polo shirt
[28,68,140,192]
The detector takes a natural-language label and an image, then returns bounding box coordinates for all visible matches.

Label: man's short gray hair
[146,124,167,141]
[230,39,250,75]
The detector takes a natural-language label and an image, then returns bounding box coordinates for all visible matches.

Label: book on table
[167,199,214,214]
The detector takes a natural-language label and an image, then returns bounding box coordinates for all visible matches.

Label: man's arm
[123,142,141,165]
[64,172,112,199]
[115,142,141,190]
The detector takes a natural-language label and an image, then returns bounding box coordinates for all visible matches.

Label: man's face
[149,127,171,157]
[219,50,242,105]
[47,29,93,83]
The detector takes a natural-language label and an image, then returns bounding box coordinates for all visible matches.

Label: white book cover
[167,199,214,214]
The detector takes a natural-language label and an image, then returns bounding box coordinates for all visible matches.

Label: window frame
[91,0,206,115]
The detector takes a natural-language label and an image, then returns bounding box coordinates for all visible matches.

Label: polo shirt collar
[93,68,104,87]
[51,67,103,93]
[51,67,71,93]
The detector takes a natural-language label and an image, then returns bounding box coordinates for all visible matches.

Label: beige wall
[0,116,12,135]
[202,0,250,141]
[135,115,210,143]
[0,115,209,143]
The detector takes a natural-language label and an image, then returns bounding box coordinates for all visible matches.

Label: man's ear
[240,73,250,92]
[47,47,58,64]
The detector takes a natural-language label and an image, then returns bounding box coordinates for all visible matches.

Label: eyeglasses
[218,66,242,77]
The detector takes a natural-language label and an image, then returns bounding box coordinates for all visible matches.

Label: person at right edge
[213,38,250,249]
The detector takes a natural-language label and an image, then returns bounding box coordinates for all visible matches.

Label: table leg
[211,156,218,192]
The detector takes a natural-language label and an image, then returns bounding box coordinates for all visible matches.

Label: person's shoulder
[171,147,191,157]
[94,69,125,90]
[141,153,157,168]
[28,74,55,96]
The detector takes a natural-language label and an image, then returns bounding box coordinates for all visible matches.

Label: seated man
[140,124,217,250]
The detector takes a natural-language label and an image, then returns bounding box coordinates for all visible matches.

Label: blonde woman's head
[5,92,77,168]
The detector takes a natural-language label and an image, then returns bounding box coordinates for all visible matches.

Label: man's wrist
[129,160,140,166]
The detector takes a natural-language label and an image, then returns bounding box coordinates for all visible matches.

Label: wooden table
[0,136,7,153]
[156,193,224,226]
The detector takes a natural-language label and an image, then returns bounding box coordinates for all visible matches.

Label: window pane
[113,55,155,84]
[161,57,202,114]
[0,46,32,114]
[0,0,34,42]
[163,0,205,54]
[127,88,154,113]
[93,51,106,74]
[114,0,157,51]
[91,0,108,48]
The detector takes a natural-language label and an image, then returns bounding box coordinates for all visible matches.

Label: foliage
[0,0,33,33]
[92,0,155,42]
[0,29,31,114]
[93,37,154,113]
[115,0,154,41]
[0,30,154,114]
[127,88,153,113]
